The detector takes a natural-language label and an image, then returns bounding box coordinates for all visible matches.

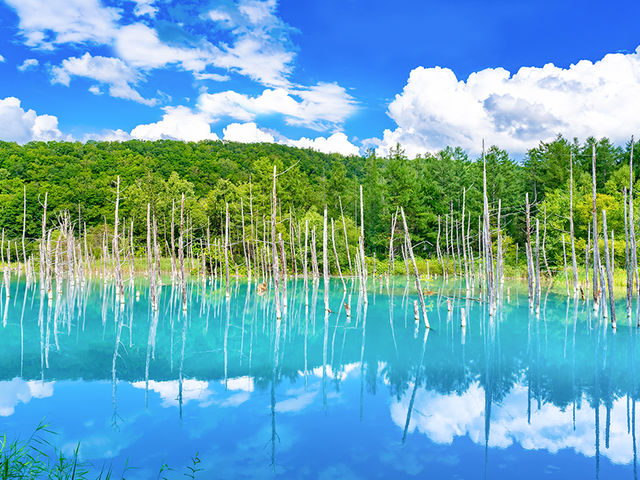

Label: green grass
[1,422,201,480]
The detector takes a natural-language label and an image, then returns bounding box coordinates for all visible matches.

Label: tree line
[0,135,637,272]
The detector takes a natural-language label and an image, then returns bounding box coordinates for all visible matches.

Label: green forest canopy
[0,135,638,269]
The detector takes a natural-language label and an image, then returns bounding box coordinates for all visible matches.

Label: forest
[0,135,637,274]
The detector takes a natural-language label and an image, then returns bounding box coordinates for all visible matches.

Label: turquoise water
[0,277,638,479]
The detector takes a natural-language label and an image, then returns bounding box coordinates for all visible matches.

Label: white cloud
[223,122,274,143]
[131,379,213,407]
[285,132,360,156]
[0,54,6,63]
[194,72,230,82]
[0,378,54,416]
[52,52,155,105]
[88,85,102,95]
[197,83,356,129]
[224,376,254,392]
[291,83,358,128]
[391,381,637,465]
[17,58,39,71]
[130,106,219,142]
[4,0,120,48]
[207,10,234,27]
[115,23,213,72]
[0,97,63,143]
[213,36,294,88]
[238,0,277,24]
[91,118,358,154]
[197,90,261,121]
[131,0,157,18]
[83,128,131,142]
[206,0,296,87]
[275,389,317,413]
[377,46,640,157]
[131,377,254,409]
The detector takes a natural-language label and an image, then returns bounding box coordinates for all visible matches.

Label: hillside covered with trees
[0,136,637,272]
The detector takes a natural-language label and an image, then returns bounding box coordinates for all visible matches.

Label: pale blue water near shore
[0,276,638,479]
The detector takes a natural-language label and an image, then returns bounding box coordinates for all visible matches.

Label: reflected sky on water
[0,276,638,479]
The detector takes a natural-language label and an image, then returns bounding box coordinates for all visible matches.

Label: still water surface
[0,277,638,479]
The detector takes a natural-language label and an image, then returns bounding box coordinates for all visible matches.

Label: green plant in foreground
[1,423,200,479]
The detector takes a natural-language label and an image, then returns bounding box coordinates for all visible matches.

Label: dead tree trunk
[496,198,503,286]
[310,227,319,279]
[225,202,230,298]
[562,234,569,296]
[128,219,134,285]
[40,192,48,293]
[279,232,287,310]
[535,219,541,314]
[625,188,632,317]
[339,197,352,276]
[179,194,187,312]
[303,219,309,294]
[629,137,639,319]
[271,166,282,320]
[542,205,551,278]
[359,185,367,302]
[585,225,590,295]
[602,210,616,328]
[462,188,469,292]
[400,207,429,329]
[437,215,444,277]
[113,176,124,303]
[170,201,177,283]
[592,143,600,305]
[289,208,297,278]
[482,142,495,309]
[147,204,157,311]
[525,193,534,306]
[22,185,27,278]
[388,210,397,278]
[569,153,579,293]
[249,178,256,284]
[323,207,330,312]
[331,218,346,290]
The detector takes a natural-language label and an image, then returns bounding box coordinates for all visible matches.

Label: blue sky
[1,0,639,156]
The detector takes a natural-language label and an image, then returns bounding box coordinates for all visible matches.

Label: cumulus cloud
[4,0,359,148]
[131,0,157,18]
[4,0,120,48]
[0,378,54,416]
[197,83,356,129]
[82,128,131,142]
[131,377,254,409]
[51,52,155,105]
[0,97,63,143]
[224,376,254,392]
[131,379,213,408]
[17,58,39,71]
[206,0,296,86]
[377,46,640,157]
[88,116,357,155]
[275,388,317,413]
[213,37,294,88]
[391,381,636,465]
[130,106,219,141]
[6,0,297,88]
[0,54,5,62]
[223,122,275,143]
[194,72,230,82]
[115,23,213,72]
[285,132,360,156]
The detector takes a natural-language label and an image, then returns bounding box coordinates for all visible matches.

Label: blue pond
[0,277,638,479]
